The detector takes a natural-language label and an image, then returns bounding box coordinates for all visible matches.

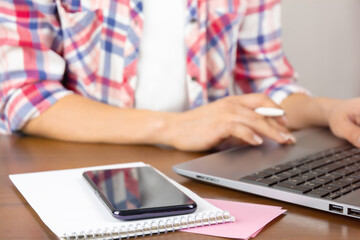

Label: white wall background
[282,0,360,98]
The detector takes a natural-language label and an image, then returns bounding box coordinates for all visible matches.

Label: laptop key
[317,163,344,173]
[334,144,353,152]
[282,168,305,177]
[306,159,332,170]
[330,180,351,188]
[251,171,273,178]
[301,171,318,180]
[263,164,292,175]
[240,175,261,182]
[273,182,312,194]
[239,177,278,186]
[294,157,314,165]
[321,147,342,156]
[255,178,279,186]
[343,158,358,166]
[351,182,360,190]
[309,170,325,177]
[285,176,307,185]
[306,189,330,198]
[333,167,356,176]
[350,148,360,154]
[339,186,353,195]
[323,173,342,181]
[280,170,300,178]
[268,174,289,182]
[324,191,342,200]
[312,176,333,185]
[351,171,360,177]
[348,155,360,163]
[343,175,360,184]
[300,181,322,189]
[350,164,360,172]
[319,184,340,193]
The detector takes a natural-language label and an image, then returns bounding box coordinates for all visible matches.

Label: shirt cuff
[1,81,73,134]
[261,77,311,105]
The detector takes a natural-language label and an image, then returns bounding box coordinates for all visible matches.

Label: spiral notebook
[9,162,234,239]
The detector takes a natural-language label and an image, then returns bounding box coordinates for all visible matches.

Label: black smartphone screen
[83,166,197,220]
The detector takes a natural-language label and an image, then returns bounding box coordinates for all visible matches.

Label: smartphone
[83,166,197,220]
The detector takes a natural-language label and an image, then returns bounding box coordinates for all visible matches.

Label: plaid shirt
[0,0,308,134]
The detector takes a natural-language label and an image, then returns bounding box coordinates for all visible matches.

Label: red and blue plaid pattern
[0,0,308,134]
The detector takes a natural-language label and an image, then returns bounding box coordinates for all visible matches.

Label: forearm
[280,93,341,130]
[23,93,298,152]
[22,94,175,145]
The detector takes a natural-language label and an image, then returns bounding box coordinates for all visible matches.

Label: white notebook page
[9,162,229,238]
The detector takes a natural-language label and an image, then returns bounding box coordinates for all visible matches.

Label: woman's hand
[281,94,360,149]
[166,93,295,151]
[325,98,360,148]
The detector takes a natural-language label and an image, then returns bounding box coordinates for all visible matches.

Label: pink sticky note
[250,228,263,238]
[181,198,286,239]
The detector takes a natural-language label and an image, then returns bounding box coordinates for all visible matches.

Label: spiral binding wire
[59,210,234,240]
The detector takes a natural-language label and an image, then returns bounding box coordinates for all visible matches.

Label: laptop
[173,128,360,219]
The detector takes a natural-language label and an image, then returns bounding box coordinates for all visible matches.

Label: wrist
[148,112,179,147]
[106,109,178,146]
[281,94,334,129]
[313,97,344,127]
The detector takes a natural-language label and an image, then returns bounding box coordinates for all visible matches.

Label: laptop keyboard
[239,145,360,200]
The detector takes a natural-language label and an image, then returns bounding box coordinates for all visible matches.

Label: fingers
[333,120,360,148]
[352,115,360,126]
[226,94,288,127]
[226,123,264,146]
[171,95,294,151]
[275,115,288,126]
[226,109,296,145]
[235,106,295,143]
[244,116,295,144]
[267,117,295,144]
[327,99,360,148]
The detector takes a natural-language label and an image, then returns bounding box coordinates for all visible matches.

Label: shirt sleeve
[0,1,73,134]
[233,0,310,104]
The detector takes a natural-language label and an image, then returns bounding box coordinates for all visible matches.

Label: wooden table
[0,135,359,239]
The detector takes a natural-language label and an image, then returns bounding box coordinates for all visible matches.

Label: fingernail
[289,135,297,143]
[253,134,263,145]
[280,132,296,143]
[281,116,288,124]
